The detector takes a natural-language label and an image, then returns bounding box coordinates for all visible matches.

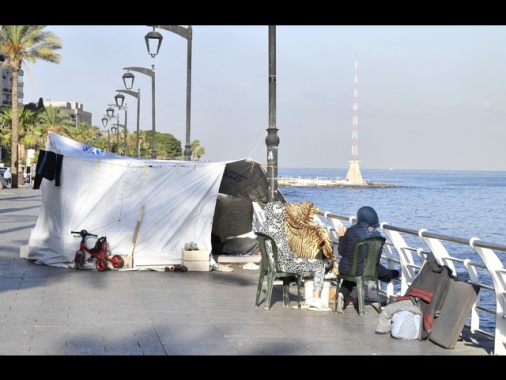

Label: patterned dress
[259,201,326,293]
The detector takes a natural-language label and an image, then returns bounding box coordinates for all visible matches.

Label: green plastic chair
[255,232,302,310]
[334,236,386,315]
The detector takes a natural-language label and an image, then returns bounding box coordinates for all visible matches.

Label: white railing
[315,209,506,356]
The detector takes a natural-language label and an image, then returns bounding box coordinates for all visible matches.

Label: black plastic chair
[255,232,302,310]
[334,236,386,315]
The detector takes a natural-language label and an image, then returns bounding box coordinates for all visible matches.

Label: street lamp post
[107,103,128,156]
[266,25,279,202]
[106,108,120,155]
[101,116,111,151]
[117,87,141,158]
[109,122,126,155]
[123,66,156,159]
[145,25,192,161]
[113,94,129,157]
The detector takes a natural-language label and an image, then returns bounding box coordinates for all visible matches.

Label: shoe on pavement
[212,264,233,272]
[292,302,310,309]
[308,298,332,312]
[243,262,259,270]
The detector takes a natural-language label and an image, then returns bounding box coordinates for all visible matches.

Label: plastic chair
[334,236,386,315]
[255,232,302,310]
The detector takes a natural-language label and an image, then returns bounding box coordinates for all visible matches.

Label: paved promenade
[0,185,494,355]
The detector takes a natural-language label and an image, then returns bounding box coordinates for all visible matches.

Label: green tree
[144,131,182,159]
[0,25,62,187]
[191,139,205,160]
[0,106,42,165]
[38,106,74,136]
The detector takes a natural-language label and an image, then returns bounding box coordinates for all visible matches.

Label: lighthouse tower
[345,54,365,184]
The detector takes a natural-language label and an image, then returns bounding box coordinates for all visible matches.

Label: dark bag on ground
[401,254,479,348]
[428,275,480,349]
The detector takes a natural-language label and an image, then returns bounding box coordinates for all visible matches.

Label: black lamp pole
[123,66,156,159]
[145,25,192,161]
[266,25,279,202]
[101,116,111,151]
[117,87,141,157]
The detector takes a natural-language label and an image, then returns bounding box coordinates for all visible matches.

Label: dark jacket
[401,255,451,340]
[33,150,63,189]
[338,224,381,276]
[338,206,396,280]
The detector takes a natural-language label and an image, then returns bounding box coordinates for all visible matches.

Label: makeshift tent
[24,132,270,268]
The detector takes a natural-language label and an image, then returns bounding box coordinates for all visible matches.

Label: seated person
[260,201,330,311]
[335,206,400,312]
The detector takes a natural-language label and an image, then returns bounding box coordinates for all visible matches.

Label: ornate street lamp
[114,94,128,157]
[145,25,192,161]
[123,66,156,159]
[108,103,128,157]
[106,107,119,155]
[117,80,141,157]
[101,116,111,151]
[115,92,125,108]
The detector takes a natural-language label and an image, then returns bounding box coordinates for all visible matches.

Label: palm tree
[191,139,205,161]
[0,26,62,188]
[38,105,74,136]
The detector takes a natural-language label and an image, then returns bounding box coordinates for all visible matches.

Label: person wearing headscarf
[335,206,400,313]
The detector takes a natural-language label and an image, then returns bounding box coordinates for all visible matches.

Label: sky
[20,25,506,172]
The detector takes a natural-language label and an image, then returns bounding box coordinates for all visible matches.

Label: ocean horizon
[277,168,505,335]
[277,168,506,248]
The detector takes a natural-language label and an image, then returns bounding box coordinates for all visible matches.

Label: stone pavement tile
[213,322,276,336]
[66,344,107,355]
[162,344,240,355]
[231,340,313,355]
[146,310,209,324]
[155,323,230,347]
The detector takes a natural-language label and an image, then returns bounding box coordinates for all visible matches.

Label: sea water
[279,168,506,247]
[278,168,506,334]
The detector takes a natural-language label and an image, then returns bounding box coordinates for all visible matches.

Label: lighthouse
[345,54,366,184]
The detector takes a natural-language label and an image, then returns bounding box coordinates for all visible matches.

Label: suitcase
[428,276,480,349]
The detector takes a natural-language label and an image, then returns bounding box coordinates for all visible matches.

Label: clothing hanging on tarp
[33,149,63,189]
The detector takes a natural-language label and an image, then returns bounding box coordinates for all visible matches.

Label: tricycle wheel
[96,258,108,271]
[75,251,85,269]
[111,255,124,268]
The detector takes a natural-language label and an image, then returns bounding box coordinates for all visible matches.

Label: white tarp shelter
[25,132,269,268]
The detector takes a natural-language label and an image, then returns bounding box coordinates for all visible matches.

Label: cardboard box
[182,249,210,272]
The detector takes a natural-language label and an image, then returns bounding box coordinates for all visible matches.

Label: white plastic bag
[391,309,421,340]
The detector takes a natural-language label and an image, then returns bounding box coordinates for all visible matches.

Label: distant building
[1,55,24,107]
[43,101,92,128]
[2,56,91,129]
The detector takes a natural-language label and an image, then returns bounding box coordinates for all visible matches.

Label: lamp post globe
[145,27,163,58]
[123,71,135,90]
[115,93,125,109]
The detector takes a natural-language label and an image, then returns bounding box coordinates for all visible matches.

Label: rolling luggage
[428,276,480,349]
